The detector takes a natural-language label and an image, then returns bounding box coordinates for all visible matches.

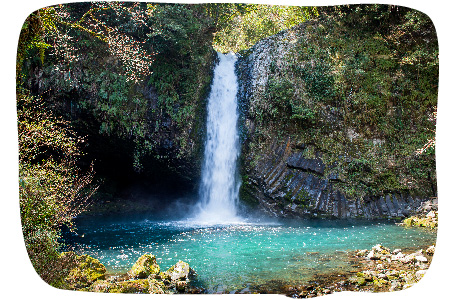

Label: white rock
[367,250,381,260]
[392,249,402,255]
[372,244,390,253]
[415,255,428,263]
[426,211,436,218]
[400,254,416,264]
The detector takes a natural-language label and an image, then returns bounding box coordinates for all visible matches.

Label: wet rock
[176,281,188,292]
[129,253,160,279]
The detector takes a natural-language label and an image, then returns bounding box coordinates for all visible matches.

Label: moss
[357,277,366,286]
[63,254,106,289]
[372,277,387,289]
[148,278,166,294]
[294,188,311,207]
[108,279,150,293]
[402,213,437,229]
[157,271,171,281]
[129,254,160,279]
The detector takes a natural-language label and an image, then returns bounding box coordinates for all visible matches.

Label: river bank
[278,202,438,297]
[278,242,436,298]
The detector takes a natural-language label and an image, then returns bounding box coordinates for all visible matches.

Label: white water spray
[195,52,242,224]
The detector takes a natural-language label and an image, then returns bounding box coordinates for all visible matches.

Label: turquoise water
[63,216,436,293]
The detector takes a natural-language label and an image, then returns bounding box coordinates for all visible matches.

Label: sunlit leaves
[40,2,154,83]
[213,4,318,52]
[18,92,97,266]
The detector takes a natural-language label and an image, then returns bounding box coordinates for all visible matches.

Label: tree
[17,8,99,287]
[211,4,318,52]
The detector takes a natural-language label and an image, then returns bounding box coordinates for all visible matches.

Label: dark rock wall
[241,138,428,219]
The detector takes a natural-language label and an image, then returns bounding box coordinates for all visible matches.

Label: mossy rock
[357,277,366,286]
[63,254,106,289]
[148,278,166,294]
[129,253,160,279]
[373,277,388,289]
[156,271,171,281]
[108,279,150,293]
[87,280,111,292]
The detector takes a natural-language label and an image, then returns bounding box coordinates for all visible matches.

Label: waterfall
[195,52,242,224]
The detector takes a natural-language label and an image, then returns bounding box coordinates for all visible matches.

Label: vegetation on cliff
[239,4,437,208]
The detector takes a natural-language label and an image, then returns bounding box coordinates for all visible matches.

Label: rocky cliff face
[238,136,433,219]
[236,11,437,219]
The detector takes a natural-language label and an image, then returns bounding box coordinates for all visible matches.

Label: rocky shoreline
[58,252,203,294]
[278,242,436,298]
[280,204,438,298]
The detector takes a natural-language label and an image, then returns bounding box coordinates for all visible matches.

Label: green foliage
[265,78,317,125]
[18,92,96,286]
[145,4,215,158]
[213,4,318,52]
[292,44,335,103]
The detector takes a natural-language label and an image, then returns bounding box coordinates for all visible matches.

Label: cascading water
[195,52,242,224]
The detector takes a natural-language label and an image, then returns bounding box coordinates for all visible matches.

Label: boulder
[367,250,381,260]
[176,281,188,292]
[166,260,195,282]
[148,278,166,294]
[129,253,160,279]
[64,254,106,289]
